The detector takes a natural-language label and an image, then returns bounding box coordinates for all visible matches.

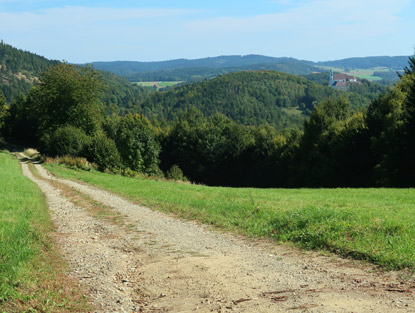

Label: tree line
[0,58,414,187]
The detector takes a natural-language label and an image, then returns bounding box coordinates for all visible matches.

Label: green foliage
[5,94,37,145]
[0,41,59,103]
[125,61,319,82]
[130,70,386,131]
[134,71,339,130]
[366,62,415,186]
[372,71,400,83]
[347,79,388,100]
[300,105,371,187]
[46,126,90,157]
[87,133,122,172]
[106,114,161,175]
[166,165,187,181]
[0,92,7,145]
[160,110,256,185]
[99,70,154,114]
[49,155,93,171]
[30,63,104,136]
[5,63,107,149]
[0,41,151,109]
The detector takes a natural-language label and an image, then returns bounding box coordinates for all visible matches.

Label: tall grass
[45,163,415,270]
[0,152,89,312]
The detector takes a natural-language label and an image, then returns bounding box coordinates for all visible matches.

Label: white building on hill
[329,70,358,90]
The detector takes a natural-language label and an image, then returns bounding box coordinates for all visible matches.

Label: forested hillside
[132,71,386,130]
[0,41,153,107]
[99,71,154,114]
[318,56,410,70]
[124,61,318,82]
[0,41,59,102]
[91,55,316,75]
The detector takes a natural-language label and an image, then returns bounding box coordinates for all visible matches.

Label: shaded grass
[45,163,415,270]
[0,152,90,312]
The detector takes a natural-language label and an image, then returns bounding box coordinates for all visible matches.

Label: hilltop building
[329,70,358,90]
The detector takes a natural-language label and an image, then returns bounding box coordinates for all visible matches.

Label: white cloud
[180,0,414,60]
[186,0,410,37]
[0,6,198,32]
[0,6,199,62]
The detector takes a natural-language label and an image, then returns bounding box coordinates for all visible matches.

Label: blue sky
[0,0,414,63]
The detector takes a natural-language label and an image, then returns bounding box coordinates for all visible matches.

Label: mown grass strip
[45,163,415,270]
[0,152,90,312]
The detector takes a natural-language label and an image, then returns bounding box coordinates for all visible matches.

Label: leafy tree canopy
[29,63,105,136]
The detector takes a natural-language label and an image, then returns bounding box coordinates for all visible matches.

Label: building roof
[333,73,356,81]
[334,81,348,87]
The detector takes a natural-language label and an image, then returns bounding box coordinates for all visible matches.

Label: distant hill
[317,56,410,70]
[90,55,315,75]
[124,61,319,82]
[98,70,155,115]
[0,41,59,102]
[90,55,411,84]
[0,41,152,106]
[91,56,320,82]
[130,70,386,130]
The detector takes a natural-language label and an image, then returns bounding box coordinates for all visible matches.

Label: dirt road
[19,155,415,312]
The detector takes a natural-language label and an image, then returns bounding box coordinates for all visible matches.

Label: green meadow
[133,81,182,89]
[45,163,415,270]
[0,152,89,312]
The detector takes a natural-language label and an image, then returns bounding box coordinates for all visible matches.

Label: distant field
[46,163,415,270]
[317,65,390,81]
[133,81,183,89]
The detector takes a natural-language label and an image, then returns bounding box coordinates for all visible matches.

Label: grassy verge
[45,163,415,270]
[0,151,90,312]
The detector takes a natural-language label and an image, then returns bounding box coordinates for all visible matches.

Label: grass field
[133,81,183,89]
[0,152,89,312]
[45,163,415,270]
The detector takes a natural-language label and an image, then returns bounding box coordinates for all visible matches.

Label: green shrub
[87,133,122,171]
[51,156,93,171]
[166,164,188,181]
[112,114,161,175]
[121,167,138,177]
[44,125,90,157]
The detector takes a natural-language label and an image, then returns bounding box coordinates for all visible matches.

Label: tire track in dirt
[20,155,415,312]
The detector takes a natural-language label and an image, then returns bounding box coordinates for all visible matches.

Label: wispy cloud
[187,0,410,36]
[0,6,198,29]
[0,0,413,62]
